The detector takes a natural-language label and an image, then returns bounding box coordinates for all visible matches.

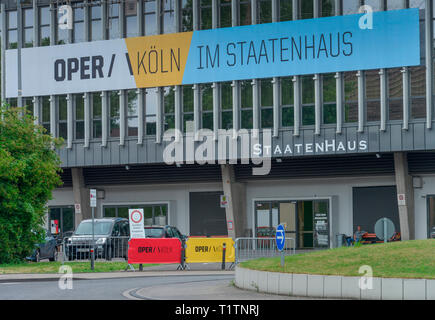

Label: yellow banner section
[185,238,235,263]
[125,32,193,88]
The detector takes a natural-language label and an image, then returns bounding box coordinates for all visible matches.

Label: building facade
[2,0,435,249]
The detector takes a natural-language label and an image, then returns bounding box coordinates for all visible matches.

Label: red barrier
[128,238,182,264]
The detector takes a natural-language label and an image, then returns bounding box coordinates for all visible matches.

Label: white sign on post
[90,189,97,208]
[129,209,146,239]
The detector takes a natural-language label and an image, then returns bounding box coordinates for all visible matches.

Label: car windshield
[144,228,164,238]
[74,221,112,235]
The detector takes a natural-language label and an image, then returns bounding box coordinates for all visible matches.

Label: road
[0,274,307,300]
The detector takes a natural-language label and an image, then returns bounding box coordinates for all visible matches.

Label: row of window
[4,0,427,49]
[10,65,426,142]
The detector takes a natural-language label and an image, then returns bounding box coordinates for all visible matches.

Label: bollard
[221,243,226,270]
[139,264,143,271]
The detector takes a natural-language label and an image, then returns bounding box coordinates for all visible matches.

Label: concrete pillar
[71,168,91,227]
[394,152,415,240]
[221,164,246,239]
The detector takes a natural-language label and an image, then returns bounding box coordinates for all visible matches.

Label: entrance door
[190,192,227,236]
[49,207,75,238]
[255,200,329,249]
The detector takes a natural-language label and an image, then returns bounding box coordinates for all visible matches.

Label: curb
[235,266,435,300]
[0,270,235,283]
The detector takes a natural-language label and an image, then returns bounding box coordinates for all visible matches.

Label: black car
[65,218,129,261]
[144,225,187,242]
[27,230,59,262]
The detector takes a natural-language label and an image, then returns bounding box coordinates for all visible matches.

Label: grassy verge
[0,261,158,274]
[240,239,435,279]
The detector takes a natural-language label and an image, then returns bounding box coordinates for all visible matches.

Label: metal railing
[234,237,296,264]
[60,236,130,262]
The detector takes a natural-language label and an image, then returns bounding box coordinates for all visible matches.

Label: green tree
[0,105,62,264]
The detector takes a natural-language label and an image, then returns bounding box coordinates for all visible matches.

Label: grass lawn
[0,261,158,274]
[240,239,435,279]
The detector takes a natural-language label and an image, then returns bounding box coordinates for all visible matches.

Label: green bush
[0,105,62,264]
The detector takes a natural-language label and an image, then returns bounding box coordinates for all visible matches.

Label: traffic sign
[90,189,97,208]
[276,224,285,252]
[129,209,145,239]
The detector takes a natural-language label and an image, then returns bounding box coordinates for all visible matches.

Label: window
[409,0,425,9]
[49,207,75,237]
[220,0,232,28]
[201,83,213,129]
[23,8,33,48]
[163,87,175,131]
[126,3,138,37]
[344,72,358,123]
[110,91,120,137]
[163,0,176,34]
[127,90,139,136]
[91,4,102,41]
[221,82,233,129]
[387,0,404,10]
[73,6,84,43]
[301,0,313,19]
[366,69,381,122]
[321,0,335,17]
[280,0,293,22]
[108,3,120,39]
[92,92,102,139]
[144,0,157,35]
[410,66,426,119]
[57,4,68,44]
[104,204,168,226]
[388,68,403,121]
[260,78,273,128]
[74,94,84,140]
[343,0,360,15]
[240,80,253,129]
[200,0,212,30]
[41,96,50,134]
[146,88,157,135]
[258,0,272,24]
[302,75,315,125]
[58,95,68,140]
[183,85,194,132]
[182,0,193,31]
[323,74,336,124]
[364,0,381,11]
[240,0,252,26]
[7,10,17,49]
[281,77,294,127]
[24,97,33,117]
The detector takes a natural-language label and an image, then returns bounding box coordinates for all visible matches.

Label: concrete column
[221,164,246,239]
[71,168,91,227]
[394,152,415,241]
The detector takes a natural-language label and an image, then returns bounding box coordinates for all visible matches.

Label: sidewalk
[0,263,235,283]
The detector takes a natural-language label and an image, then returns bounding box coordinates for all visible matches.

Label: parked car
[144,225,187,243]
[65,218,129,261]
[27,230,59,262]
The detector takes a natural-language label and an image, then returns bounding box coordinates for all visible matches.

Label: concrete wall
[48,174,435,241]
[235,267,435,300]
[48,182,222,236]
[245,175,397,246]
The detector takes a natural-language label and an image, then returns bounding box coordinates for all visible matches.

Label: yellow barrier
[185,238,235,263]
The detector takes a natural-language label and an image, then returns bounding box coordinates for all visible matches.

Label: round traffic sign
[374,217,395,241]
[130,210,143,224]
[276,224,286,251]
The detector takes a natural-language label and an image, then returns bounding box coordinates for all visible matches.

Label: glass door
[279,202,297,243]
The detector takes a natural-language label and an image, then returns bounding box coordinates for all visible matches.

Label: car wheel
[35,250,40,263]
[49,249,58,262]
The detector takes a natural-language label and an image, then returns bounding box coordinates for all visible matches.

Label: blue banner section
[182,9,420,84]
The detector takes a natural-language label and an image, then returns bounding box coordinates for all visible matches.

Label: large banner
[127,238,182,264]
[185,238,235,263]
[5,9,420,98]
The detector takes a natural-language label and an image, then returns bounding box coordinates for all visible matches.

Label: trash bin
[336,234,344,247]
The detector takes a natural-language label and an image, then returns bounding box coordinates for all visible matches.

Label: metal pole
[281,250,284,267]
[91,206,95,270]
[383,218,387,244]
[221,243,226,270]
